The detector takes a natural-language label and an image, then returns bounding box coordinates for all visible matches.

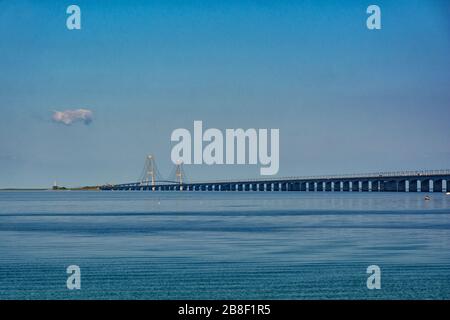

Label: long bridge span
[100,156,450,193]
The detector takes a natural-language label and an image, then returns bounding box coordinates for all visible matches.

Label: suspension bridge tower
[175,159,185,190]
[140,155,159,191]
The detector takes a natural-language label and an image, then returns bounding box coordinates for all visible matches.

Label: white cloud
[52,109,93,125]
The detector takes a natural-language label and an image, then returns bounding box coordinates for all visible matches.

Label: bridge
[100,155,450,193]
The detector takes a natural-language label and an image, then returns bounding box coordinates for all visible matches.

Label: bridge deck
[101,169,450,192]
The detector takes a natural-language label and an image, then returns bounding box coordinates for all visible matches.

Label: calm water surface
[0,191,449,299]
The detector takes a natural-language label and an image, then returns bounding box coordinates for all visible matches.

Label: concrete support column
[361,181,369,192]
[334,181,341,192]
[317,182,324,192]
[371,181,379,192]
[343,181,350,192]
[300,182,307,191]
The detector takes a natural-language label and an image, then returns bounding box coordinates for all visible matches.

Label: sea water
[0,191,449,299]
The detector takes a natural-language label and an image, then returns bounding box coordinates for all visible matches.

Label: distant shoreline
[0,188,49,191]
[0,187,100,191]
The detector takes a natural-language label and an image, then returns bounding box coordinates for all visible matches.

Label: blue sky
[0,0,449,188]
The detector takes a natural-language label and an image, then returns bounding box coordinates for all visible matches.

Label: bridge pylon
[176,160,184,185]
[168,159,187,190]
[140,155,161,190]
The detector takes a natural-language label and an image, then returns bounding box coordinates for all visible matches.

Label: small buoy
[424,196,431,201]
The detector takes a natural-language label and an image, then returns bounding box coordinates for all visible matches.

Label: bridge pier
[343,181,350,192]
[361,181,369,192]
[300,182,307,191]
[333,181,341,192]
[371,181,379,192]
[316,182,324,192]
